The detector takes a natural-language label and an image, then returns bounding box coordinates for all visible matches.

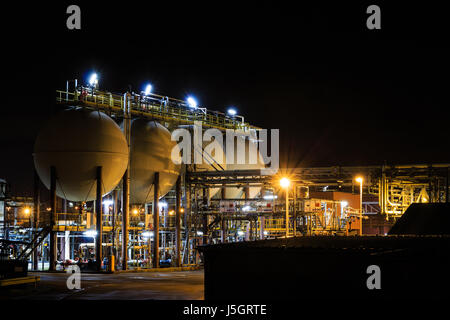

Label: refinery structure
[1,75,449,272]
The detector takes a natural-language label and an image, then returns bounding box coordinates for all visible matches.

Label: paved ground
[0,270,204,300]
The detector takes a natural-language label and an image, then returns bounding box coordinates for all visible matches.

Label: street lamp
[280,177,290,237]
[24,207,31,240]
[355,177,363,236]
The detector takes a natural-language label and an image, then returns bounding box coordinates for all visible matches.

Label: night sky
[2,1,449,195]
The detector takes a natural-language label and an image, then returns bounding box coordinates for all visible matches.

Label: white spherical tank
[129,120,181,204]
[223,134,265,199]
[33,109,129,201]
[195,135,227,199]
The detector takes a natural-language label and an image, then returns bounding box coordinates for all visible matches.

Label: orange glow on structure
[280,177,290,188]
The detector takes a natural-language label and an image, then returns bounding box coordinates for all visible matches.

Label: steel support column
[112,189,118,261]
[175,175,182,267]
[122,90,131,270]
[49,166,57,271]
[185,183,191,264]
[33,169,40,271]
[122,169,129,270]
[95,166,103,271]
[153,172,160,268]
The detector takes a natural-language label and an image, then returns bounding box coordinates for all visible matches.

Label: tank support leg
[49,166,57,271]
[185,183,191,264]
[153,172,160,268]
[33,169,40,271]
[122,169,129,270]
[95,166,103,271]
[175,175,182,267]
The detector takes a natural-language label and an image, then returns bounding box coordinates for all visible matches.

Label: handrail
[16,226,51,260]
[56,88,260,132]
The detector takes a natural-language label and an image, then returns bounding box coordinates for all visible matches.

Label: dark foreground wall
[199,236,450,300]
[389,203,450,235]
[0,259,28,279]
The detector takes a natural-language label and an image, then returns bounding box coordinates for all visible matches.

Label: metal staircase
[16,226,51,260]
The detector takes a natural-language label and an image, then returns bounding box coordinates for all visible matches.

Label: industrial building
[1,78,449,275]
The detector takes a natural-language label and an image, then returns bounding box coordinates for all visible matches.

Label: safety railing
[56,88,259,132]
[263,218,287,231]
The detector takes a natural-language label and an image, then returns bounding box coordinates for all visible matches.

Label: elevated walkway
[56,88,258,132]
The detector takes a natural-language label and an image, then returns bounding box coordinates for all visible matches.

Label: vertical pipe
[121,169,129,270]
[260,216,265,239]
[293,184,297,237]
[202,188,209,245]
[112,189,118,261]
[260,186,266,239]
[285,188,289,237]
[95,166,103,271]
[220,187,226,243]
[121,92,131,270]
[446,167,449,203]
[175,176,182,267]
[429,165,433,203]
[185,184,191,264]
[33,170,40,271]
[359,181,363,236]
[153,172,160,268]
[244,186,250,239]
[49,166,57,271]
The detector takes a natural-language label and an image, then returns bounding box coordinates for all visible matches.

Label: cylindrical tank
[33,109,129,202]
[129,120,181,204]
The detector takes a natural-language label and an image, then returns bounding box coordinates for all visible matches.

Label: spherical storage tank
[33,109,129,201]
[129,120,181,204]
[222,134,265,199]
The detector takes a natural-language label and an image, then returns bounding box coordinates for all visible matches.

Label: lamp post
[280,177,290,237]
[355,177,363,236]
[24,207,31,245]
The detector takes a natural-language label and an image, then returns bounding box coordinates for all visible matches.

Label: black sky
[1,1,449,195]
